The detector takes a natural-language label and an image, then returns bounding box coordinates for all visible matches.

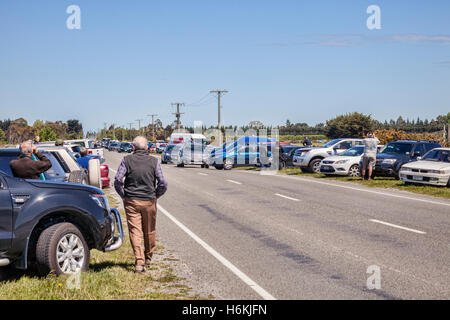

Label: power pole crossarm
[171,103,185,130]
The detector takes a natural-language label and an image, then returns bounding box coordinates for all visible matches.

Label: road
[104,150,450,300]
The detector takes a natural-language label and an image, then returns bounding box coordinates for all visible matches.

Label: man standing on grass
[114,136,168,273]
[361,131,380,181]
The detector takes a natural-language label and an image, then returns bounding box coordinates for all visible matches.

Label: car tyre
[224,158,234,170]
[36,223,90,275]
[348,164,360,177]
[215,165,224,170]
[309,159,322,173]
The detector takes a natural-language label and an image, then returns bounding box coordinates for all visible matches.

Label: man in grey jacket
[361,132,380,181]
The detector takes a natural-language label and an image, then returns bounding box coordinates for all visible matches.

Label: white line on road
[109,168,117,173]
[157,204,276,300]
[274,193,300,202]
[241,170,450,208]
[226,179,242,185]
[369,219,426,234]
[198,172,208,176]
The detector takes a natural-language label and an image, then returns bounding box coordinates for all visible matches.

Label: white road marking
[241,170,450,208]
[274,193,300,202]
[369,219,426,235]
[198,172,208,176]
[157,204,276,300]
[109,168,117,173]
[226,179,242,185]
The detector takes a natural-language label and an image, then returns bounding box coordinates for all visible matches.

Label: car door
[333,140,353,154]
[0,175,13,252]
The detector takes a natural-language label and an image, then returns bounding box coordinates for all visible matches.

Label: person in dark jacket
[303,136,312,147]
[10,141,52,180]
[114,136,168,273]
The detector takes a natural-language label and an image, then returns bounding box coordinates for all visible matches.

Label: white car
[319,146,365,177]
[292,138,364,173]
[399,148,450,187]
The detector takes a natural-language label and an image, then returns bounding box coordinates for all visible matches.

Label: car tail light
[88,150,93,154]
[100,165,109,177]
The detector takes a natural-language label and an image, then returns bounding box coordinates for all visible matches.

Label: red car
[100,163,110,188]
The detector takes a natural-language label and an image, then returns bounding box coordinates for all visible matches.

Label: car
[399,148,450,187]
[64,139,104,159]
[371,140,441,179]
[170,133,208,145]
[279,145,303,169]
[156,143,168,153]
[148,143,157,153]
[171,143,210,168]
[320,145,385,177]
[208,137,276,170]
[118,142,133,153]
[292,138,364,173]
[0,169,123,276]
[108,142,120,152]
[161,144,177,164]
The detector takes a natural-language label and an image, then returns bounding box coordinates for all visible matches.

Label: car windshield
[422,149,450,162]
[381,143,413,155]
[121,143,131,147]
[165,145,175,152]
[88,140,95,148]
[322,139,342,148]
[340,146,364,157]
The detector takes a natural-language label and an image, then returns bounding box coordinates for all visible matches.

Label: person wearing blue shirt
[76,147,91,170]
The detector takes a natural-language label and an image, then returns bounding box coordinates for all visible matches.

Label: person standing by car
[361,132,380,181]
[10,141,52,180]
[55,139,64,146]
[303,136,312,147]
[76,147,92,170]
[33,136,40,145]
[114,136,168,273]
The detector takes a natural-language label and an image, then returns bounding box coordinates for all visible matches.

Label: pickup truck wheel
[447,177,450,187]
[215,165,224,170]
[88,159,102,188]
[36,223,90,275]
[300,167,309,173]
[309,159,322,173]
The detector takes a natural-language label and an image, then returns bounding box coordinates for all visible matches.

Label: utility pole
[136,119,144,134]
[171,103,185,130]
[111,123,116,140]
[127,122,133,141]
[210,90,229,132]
[148,114,158,142]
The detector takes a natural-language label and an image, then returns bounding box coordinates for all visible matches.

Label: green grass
[0,193,211,300]
[237,166,450,199]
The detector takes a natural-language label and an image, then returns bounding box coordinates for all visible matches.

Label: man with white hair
[10,141,52,180]
[114,136,168,273]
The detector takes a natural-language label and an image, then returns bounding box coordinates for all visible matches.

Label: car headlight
[382,159,396,164]
[335,160,348,164]
[90,193,109,211]
[430,169,445,174]
[401,167,412,172]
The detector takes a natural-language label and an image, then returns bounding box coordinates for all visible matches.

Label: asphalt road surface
[104,150,450,300]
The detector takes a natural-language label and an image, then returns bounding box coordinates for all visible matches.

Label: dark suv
[372,140,442,178]
[0,170,123,276]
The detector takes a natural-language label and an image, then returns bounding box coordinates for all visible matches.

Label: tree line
[0,118,84,144]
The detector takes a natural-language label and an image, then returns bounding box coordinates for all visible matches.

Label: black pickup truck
[0,170,123,276]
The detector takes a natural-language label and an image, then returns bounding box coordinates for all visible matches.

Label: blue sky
[1,0,449,132]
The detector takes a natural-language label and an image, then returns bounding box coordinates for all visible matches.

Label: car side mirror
[413,151,421,158]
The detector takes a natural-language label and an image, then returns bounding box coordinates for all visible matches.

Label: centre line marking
[157,204,276,300]
[274,193,300,202]
[369,219,426,234]
[227,179,242,185]
[198,172,208,176]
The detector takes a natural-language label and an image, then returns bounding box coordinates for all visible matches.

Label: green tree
[38,127,57,142]
[325,112,375,139]
[0,128,5,142]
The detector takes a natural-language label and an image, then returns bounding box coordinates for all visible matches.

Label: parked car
[279,145,303,169]
[320,145,384,177]
[170,133,208,145]
[0,169,123,275]
[161,144,177,164]
[171,143,210,168]
[399,148,450,187]
[293,138,364,173]
[208,137,276,170]
[370,140,442,179]
[156,143,167,153]
[118,142,133,153]
[148,143,157,153]
[64,139,104,159]
[108,142,120,152]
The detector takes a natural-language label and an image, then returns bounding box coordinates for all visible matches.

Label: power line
[185,93,214,107]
